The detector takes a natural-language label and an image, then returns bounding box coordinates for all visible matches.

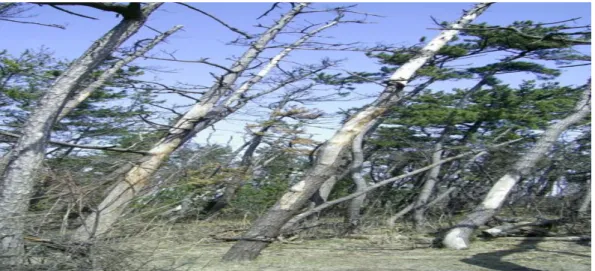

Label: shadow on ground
[461,236,591,271]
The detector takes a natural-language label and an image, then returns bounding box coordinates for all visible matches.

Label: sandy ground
[104,222,591,271]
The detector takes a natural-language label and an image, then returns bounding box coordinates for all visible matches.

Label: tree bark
[442,79,591,250]
[345,122,375,232]
[308,75,436,219]
[0,3,162,266]
[413,142,444,230]
[577,179,591,216]
[72,3,311,242]
[221,3,493,261]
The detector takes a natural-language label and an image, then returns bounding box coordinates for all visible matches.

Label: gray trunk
[577,179,591,215]
[413,142,443,230]
[0,3,162,266]
[442,80,591,249]
[222,3,492,261]
[345,122,375,232]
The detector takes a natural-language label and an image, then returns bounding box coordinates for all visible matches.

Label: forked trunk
[442,80,591,249]
[0,3,162,266]
[222,3,493,261]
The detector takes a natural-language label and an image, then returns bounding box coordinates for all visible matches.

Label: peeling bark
[0,3,162,266]
[443,80,591,250]
[222,3,492,261]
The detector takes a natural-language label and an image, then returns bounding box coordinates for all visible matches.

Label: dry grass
[87,219,591,271]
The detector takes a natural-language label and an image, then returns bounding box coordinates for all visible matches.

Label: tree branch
[176,2,252,39]
[36,2,144,20]
[0,130,150,155]
[292,138,524,220]
[0,17,65,29]
[59,25,184,120]
[429,26,591,45]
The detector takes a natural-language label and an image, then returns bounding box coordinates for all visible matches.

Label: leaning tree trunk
[412,142,444,230]
[222,3,493,261]
[345,122,378,232]
[442,79,591,250]
[284,77,437,232]
[313,77,437,208]
[72,3,312,242]
[0,3,162,266]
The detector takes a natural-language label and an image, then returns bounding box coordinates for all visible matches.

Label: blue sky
[1,2,591,149]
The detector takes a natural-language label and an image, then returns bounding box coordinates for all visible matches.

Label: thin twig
[47,4,99,20]
[257,2,280,20]
[0,18,65,29]
[176,2,252,39]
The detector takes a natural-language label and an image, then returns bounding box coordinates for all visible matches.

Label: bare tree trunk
[577,179,591,216]
[222,3,492,261]
[345,122,375,232]
[72,3,313,242]
[280,164,351,233]
[413,142,443,230]
[314,77,437,207]
[442,80,591,250]
[0,3,162,266]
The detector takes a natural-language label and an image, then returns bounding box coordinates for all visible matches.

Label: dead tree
[221,3,493,261]
[442,79,591,250]
[72,3,359,241]
[0,3,162,266]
